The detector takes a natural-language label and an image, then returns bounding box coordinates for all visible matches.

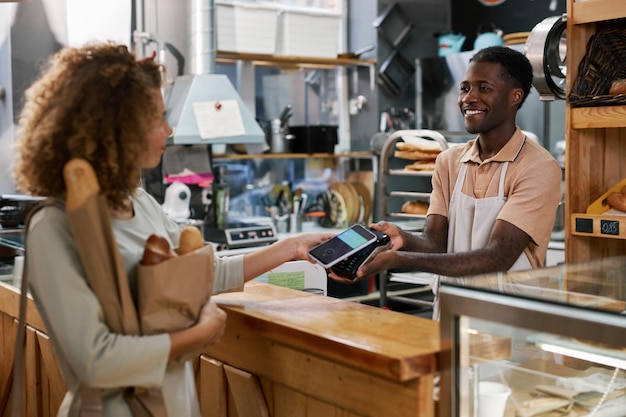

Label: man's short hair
[470,46,534,109]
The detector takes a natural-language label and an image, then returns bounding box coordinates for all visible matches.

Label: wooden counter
[0,280,440,417]
[201,282,440,417]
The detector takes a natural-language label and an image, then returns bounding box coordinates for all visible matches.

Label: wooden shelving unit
[216,50,376,69]
[565,0,626,261]
[213,151,373,160]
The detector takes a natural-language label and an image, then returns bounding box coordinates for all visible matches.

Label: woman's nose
[165,123,174,138]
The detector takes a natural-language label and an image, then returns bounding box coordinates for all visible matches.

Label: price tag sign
[600,219,620,236]
[575,218,593,234]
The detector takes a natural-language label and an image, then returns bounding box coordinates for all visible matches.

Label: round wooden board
[350,181,372,224]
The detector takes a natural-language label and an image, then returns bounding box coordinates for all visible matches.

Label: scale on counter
[204,218,277,249]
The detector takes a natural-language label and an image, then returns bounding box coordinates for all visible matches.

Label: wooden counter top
[211,281,440,382]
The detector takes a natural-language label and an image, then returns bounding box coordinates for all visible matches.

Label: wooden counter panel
[0,281,46,332]
[204,307,434,417]
[213,282,440,382]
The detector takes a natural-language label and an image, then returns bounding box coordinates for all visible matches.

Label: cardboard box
[275,10,339,58]
[216,3,278,55]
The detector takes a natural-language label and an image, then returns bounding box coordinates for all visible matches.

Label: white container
[216,3,279,55]
[275,9,339,58]
[477,381,511,417]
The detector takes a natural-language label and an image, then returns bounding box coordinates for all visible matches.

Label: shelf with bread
[376,130,448,310]
[377,130,448,222]
[213,151,374,160]
[570,179,626,239]
[565,0,626,262]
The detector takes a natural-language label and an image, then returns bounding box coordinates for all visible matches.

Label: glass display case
[438,257,626,417]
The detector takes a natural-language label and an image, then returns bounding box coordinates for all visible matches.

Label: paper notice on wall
[192,100,246,140]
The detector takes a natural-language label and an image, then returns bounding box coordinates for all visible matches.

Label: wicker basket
[569,27,626,107]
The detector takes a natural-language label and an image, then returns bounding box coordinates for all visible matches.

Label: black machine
[330,229,390,280]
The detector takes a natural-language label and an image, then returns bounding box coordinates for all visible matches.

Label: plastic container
[288,125,337,154]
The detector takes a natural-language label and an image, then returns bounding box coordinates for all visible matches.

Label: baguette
[63,158,100,210]
[177,226,205,255]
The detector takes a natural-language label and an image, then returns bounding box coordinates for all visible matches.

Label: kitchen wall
[0,0,68,194]
[0,7,14,194]
[0,0,130,195]
[370,0,567,153]
[0,0,568,194]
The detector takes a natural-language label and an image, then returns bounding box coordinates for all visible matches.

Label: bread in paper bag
[137,233,215,335]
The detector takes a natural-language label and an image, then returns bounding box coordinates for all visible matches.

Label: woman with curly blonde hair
[14,42,333,417]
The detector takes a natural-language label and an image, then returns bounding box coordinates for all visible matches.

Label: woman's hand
[168,301,227,363]
[291,232,336,262]
[196,301,227,346]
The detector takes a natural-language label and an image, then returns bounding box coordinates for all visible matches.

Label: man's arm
[356,217,530,279]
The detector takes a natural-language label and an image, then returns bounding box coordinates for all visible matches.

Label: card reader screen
[309,225,375,266]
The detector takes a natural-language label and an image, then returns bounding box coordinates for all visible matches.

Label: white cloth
[432,160,531,320]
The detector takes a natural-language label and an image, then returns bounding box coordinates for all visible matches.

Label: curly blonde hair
[13,42,163,210]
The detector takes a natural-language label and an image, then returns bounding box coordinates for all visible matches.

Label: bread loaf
[609,79,626,95]
[141,234,177,265]
[401,200,429,215]
[404,160,436,172]
[394,139,441,161]
[606,186,626,212]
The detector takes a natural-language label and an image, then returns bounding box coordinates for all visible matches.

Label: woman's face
[141,89,172,169]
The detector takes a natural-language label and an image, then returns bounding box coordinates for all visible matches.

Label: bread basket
[569,27,626,107]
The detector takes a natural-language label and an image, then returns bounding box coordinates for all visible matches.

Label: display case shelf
[439,256,626,417]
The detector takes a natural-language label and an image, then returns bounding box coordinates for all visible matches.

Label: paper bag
[137,244,215,335]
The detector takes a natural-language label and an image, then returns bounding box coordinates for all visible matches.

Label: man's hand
[327,247,396,284]
[370,221,404,250]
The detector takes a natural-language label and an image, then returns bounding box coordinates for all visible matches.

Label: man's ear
[511,88,523,107]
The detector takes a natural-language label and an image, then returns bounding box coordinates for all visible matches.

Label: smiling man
[331,46,562,319]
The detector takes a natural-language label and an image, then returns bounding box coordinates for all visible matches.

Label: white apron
[431,158,531,320]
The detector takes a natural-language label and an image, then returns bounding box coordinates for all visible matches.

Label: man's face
[457,61,520,135]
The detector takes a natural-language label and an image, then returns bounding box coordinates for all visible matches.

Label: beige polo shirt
[428,128,562,268]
